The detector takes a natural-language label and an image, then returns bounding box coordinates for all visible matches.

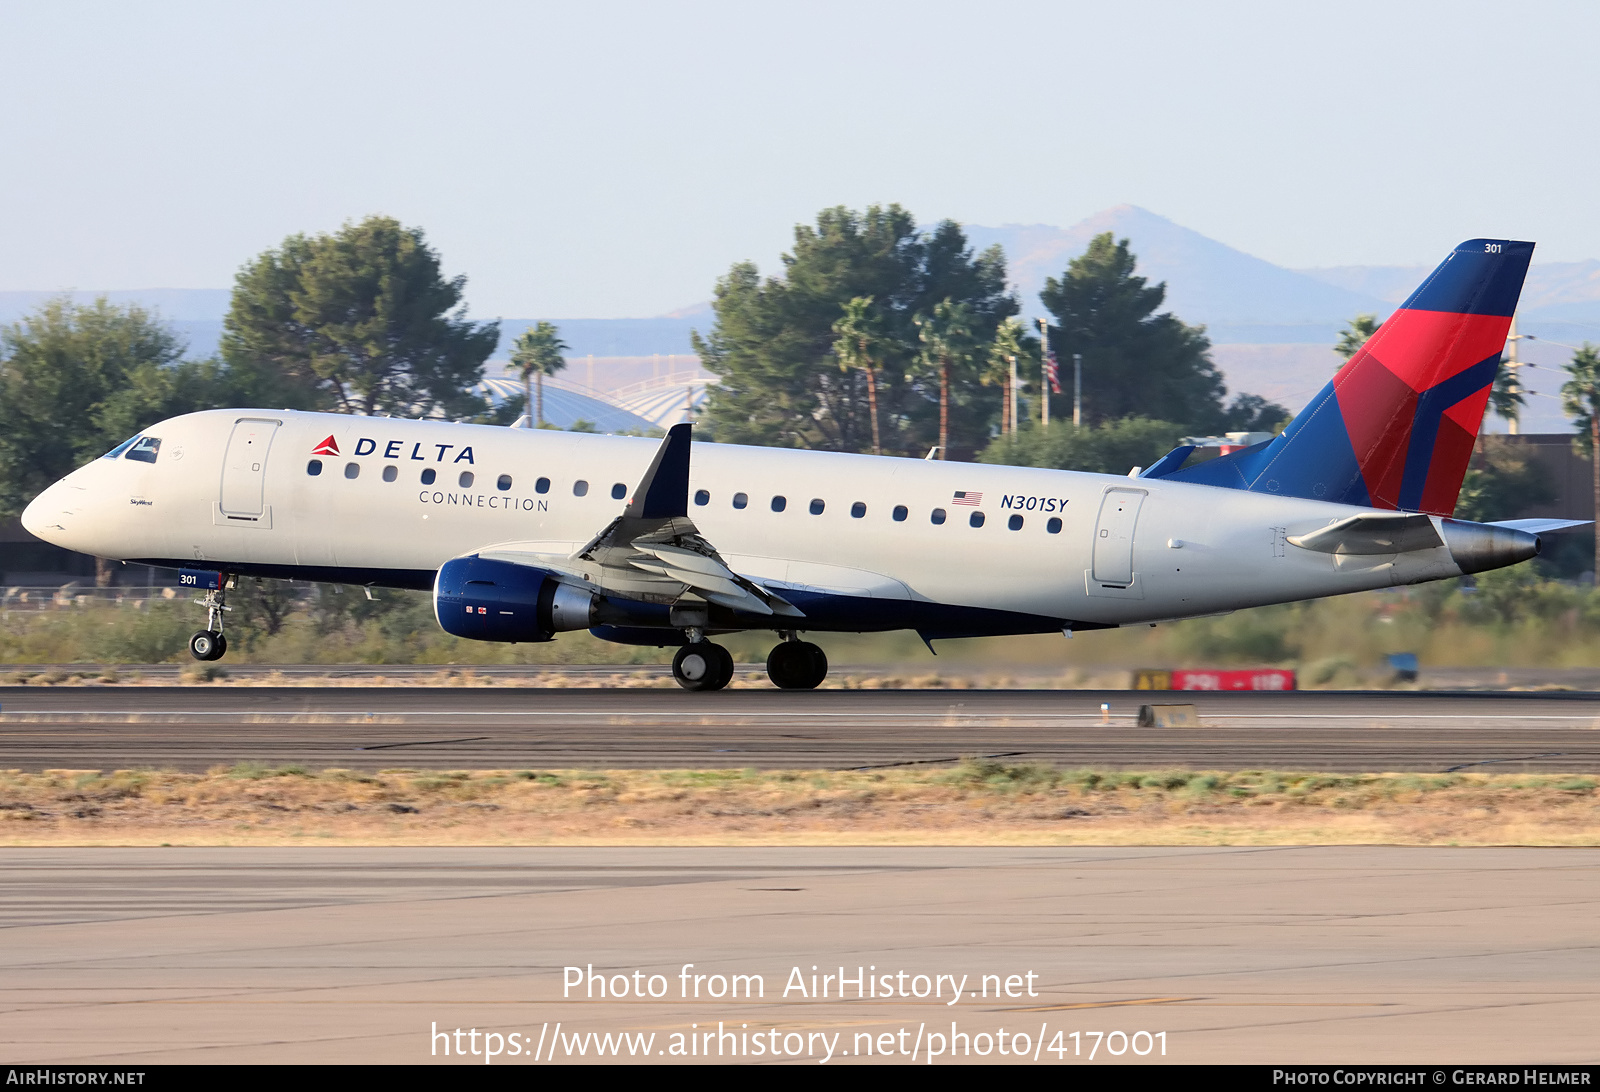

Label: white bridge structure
[480,358,710,433]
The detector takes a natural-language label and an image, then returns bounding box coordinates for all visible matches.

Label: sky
[2,0,1596,318]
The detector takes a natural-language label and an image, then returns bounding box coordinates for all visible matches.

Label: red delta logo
[311,436,340,456]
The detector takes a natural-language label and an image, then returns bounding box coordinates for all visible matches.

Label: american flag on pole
[952,490,982,506]
[1044,348,1062,395]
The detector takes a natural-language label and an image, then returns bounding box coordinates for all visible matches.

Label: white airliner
[20,239,1581,690]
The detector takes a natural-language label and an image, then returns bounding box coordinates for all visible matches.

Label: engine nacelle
[433,556,596,642]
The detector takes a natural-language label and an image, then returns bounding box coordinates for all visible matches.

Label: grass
[1,760,1596,847]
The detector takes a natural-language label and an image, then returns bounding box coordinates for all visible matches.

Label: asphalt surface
[3,685,1600,772]
[4,846,1597,1064]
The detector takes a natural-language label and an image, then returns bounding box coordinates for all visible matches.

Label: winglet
[625,423,692,519]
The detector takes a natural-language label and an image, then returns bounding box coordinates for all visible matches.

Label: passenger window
[611,482,626,500]
[771,495,787,512]
[458,471,474,488]
[733,492,748,509]
[969,511,985,528]
[1047,516,1062,534]
[573,480,589,497]
[421,468,436,485]
[809,498,825,515]
[125,436,161,464]
[931,508,946,525]
[851,502,866,519]
[344,462,360,479]
[103,436,140,460]
[497,474,512,491]
[382,465,398,483]
[1008,514,1023,531]
[892,505,908,522]
[307,459,323,477]
[694,489,710,506]
[535,476,550,494]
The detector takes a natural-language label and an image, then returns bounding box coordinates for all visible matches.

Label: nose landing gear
[188,577,233,661]
[766,636,827,690]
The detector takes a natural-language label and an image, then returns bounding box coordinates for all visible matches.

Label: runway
[3,685,1600,772]
[2,846,1596,1064]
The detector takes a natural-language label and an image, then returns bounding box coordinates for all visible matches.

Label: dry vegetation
[2,761,1597,847]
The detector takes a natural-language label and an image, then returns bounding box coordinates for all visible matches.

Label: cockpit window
[103,435,140,459]
[124,436,161,463]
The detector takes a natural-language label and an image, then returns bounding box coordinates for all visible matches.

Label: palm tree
[510,322,569,427]
[984,318,1029,436]
[833,296,886,455]
[1334,313,1381,369]
[913,298,978,460]
[1561,342,1600,578]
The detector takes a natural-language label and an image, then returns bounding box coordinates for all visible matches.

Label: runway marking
[1003,996,1199,1012]
[855,751,1031,770]
[1444,753,1572,771]
[6,710,1600,722]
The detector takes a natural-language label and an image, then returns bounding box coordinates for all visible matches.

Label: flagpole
[1073,353,1082,429]
[1037,318,1049,428]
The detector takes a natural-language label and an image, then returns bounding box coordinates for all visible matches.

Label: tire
[210,633,228,661]
[767,641,827,690]
[673,642,726,691]
[798,641,828,689]
[709,643,735,690]
[766,642,811,689]
[189,630,222,661]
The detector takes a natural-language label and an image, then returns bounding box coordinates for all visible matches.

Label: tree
[913,299,980,459]
[1038,233,1226,431]
[1561,342,1600,577]
[1489,365,1526,429]
[1452,436,1555,523]
[0,297,234,518]
[980,416,1188,476]
[0,296,239,583]
[1334,313,1381,367]
[1222,392,1292,433]
[222,216,499,419]
[984,318,1033,437]
[695,205,1017,457]
[832,297,887,455]
[510,322,569,427]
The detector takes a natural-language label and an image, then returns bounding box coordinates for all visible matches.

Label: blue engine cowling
[434,556,594,643]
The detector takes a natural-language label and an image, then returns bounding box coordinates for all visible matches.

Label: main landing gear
[765,635,827,690]
[668,631,829,692]
[672,639,735,692]
[188,577,233,662]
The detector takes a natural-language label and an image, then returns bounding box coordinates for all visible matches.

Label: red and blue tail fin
[1163,239,1534,515]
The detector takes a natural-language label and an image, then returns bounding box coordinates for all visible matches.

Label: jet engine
[433,556,596,642]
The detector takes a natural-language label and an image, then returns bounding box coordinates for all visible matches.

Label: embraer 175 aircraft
[21,239,1583,690]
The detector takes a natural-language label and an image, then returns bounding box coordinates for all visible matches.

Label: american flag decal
[952,491,982,506]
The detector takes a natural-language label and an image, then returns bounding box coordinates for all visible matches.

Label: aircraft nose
[20,478,77,549]
[20,486,52,539]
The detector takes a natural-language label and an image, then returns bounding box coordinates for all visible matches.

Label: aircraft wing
[1287,511,1442,555]
[478,424,803,619]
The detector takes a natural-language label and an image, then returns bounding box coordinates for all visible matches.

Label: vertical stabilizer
[1166,239,1534,514]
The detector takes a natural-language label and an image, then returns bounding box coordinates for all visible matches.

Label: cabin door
[1091,488,1145,587]
[218,418,280,520]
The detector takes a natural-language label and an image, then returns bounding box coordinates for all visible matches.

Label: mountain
[966,206,1391,340]
[1298,259,1600,326]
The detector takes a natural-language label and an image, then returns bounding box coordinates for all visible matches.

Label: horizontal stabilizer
[1488,518,1593,534]
[1287,512,1441,555]
[1139,445,1196,480]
